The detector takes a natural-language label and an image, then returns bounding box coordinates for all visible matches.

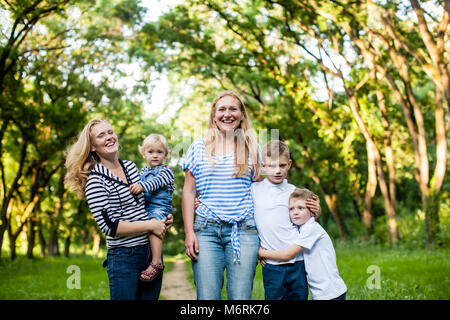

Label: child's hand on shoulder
[129,183,144,194]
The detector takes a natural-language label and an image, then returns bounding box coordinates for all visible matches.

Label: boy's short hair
[139,134,169,155]
[262,140,290,161]
[290,188,317,202]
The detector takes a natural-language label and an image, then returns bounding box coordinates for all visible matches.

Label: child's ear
[288,159,292,168]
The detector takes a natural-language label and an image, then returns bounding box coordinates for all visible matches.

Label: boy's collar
[299,217,316,228]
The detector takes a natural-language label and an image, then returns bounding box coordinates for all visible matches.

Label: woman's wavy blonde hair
[205,90,260,179]
[64,119,108,199]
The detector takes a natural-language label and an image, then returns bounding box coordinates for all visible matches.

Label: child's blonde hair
[205,90,260,179]
[139,134,169,156]
[262,140,290,161]
[289,188,317,202]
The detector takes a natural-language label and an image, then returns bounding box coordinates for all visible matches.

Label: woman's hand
[306,195,321,219]
[149,219,167,239]
[185,231,199,261]
[194,198,201,209]
[164,214,173,229]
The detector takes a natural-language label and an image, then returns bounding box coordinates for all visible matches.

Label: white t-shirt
[252,178,304,265]
[297,217,347,300]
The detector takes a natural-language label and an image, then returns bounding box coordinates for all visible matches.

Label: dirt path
[161,259,196,300]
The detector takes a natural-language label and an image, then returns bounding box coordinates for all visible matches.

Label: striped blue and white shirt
[182,138,258,261]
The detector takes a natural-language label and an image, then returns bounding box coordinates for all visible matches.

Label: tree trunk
[376,88,396,208]
[64,234,71,257]
[362,140,377,241]
[26,217,37,259]
[48,164,65,257]
[92,230,101,255]
[322,185,348,240]
[38,221,46,258]
[48,230,60,256]
[424,86,446,246]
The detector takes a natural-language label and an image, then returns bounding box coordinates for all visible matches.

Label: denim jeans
[106,244,162,300]
[262,260,308,300]
[192,215,260,300]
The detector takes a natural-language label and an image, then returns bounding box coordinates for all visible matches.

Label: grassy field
[1,244,449,300]
[186,243,450,300]
[0,254,175,300]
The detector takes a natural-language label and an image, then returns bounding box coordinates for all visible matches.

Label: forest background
[0,0,449,299]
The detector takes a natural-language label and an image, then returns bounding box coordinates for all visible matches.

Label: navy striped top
[85,160,150,248]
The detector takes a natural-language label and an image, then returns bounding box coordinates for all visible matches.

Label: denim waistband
[194,214,255,262]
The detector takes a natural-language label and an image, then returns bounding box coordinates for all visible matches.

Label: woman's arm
[182,169,199,261]
[86,176,168,239]
[258,245,303,261]
[115,219,166,238]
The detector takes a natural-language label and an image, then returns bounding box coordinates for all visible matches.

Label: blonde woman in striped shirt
[64,119,173,300]
[182,91,261,300]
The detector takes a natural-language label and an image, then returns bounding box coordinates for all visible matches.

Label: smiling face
[90,121,119,160]
[262,155,292,185]
[289,198,312,226]
[141,141,167,169]
[213,95,243,134]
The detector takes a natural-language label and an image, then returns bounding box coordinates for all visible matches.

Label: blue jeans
[106,244,162,300]
[262,261,308,300]
[192,215,260,300]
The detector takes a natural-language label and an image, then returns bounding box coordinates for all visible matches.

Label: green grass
[334,243,450,299]
[1,244,449,299]
[0,255,109,300]
[185,244,450,300]
[0,254,175,300]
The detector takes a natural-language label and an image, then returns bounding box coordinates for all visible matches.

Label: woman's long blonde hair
[205,90,260,179]
[64,119,107,199]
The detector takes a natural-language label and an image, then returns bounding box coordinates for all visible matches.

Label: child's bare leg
[148,233,163,266]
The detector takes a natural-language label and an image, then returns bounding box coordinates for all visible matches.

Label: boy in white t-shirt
[258,188,347,300]
[252,141,321,300]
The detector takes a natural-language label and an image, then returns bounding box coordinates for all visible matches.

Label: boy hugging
[253,140,347,300]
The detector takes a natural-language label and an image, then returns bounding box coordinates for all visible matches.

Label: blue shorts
[147,208,170,221]
[262,260,308,300]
